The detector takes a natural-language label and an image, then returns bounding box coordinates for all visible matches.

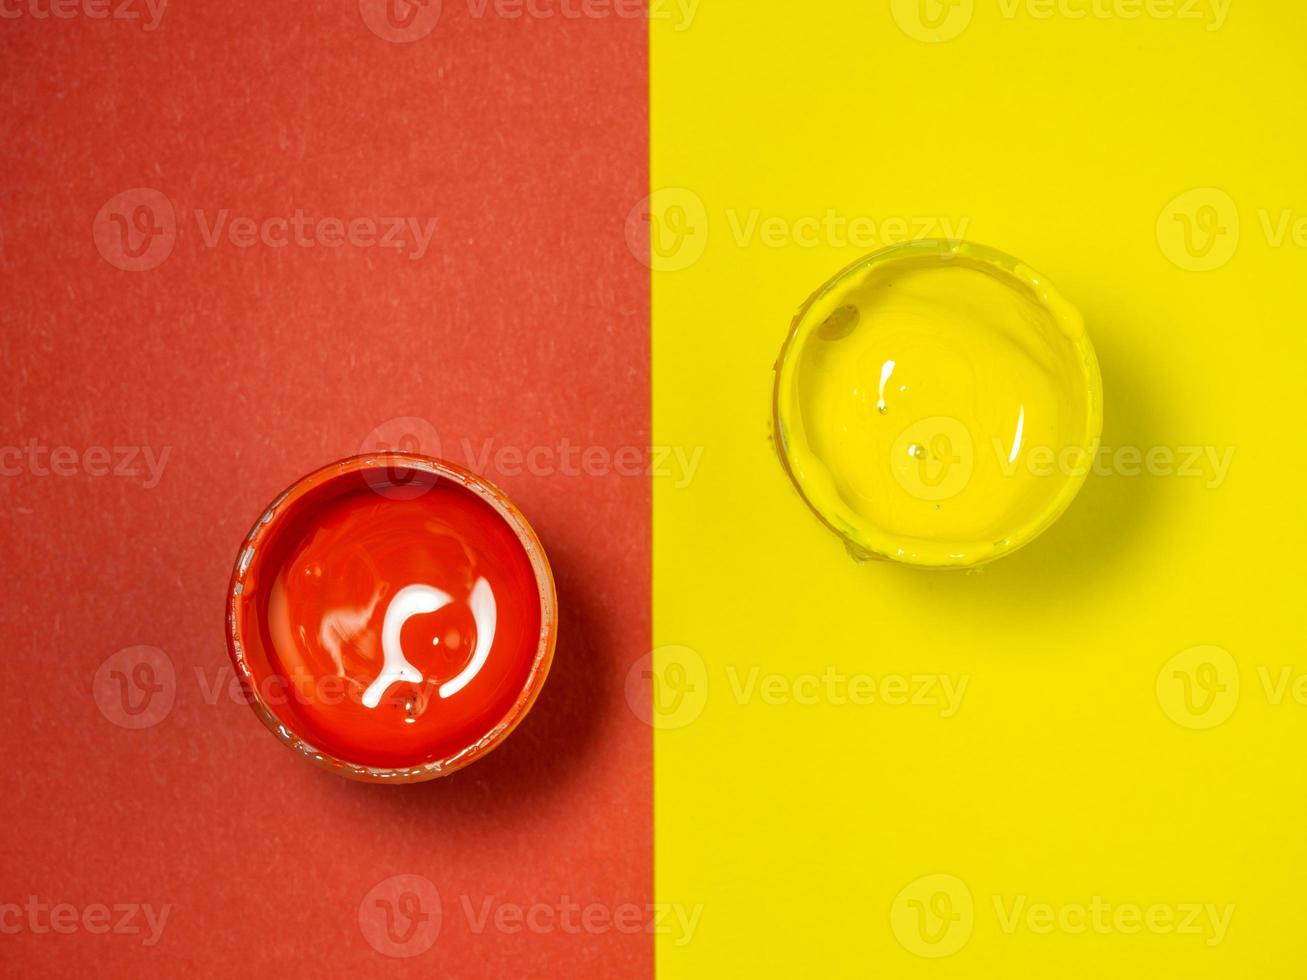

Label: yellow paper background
[651,2,1307,976]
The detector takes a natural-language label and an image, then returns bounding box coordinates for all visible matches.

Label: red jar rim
[225,452,557,783]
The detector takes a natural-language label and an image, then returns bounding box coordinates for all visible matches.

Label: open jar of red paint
[226,453,557,783]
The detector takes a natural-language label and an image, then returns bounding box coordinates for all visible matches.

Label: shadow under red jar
[226,453,556,783]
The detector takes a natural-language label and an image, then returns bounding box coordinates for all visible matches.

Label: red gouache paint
[226,454,556,783]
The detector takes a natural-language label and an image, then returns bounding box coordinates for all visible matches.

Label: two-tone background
[3,1,1305,977]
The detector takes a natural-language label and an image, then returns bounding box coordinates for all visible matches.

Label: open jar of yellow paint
[773,240,1102,569]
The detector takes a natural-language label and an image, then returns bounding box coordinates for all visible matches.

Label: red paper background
[0,2,650,976]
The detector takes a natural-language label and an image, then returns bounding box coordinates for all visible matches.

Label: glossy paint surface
[230,457,550,774]
[775,242,1101,567]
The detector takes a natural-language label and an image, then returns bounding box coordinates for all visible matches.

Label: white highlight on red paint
[362,579,498,709]
[363,584,452,709]
[438,578,497,699]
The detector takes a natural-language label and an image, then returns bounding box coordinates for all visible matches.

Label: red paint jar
[226,453,556,783]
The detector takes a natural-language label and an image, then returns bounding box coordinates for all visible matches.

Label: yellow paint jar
[773,240,1102,568]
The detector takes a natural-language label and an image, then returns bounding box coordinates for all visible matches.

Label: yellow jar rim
[772,239,1104,569]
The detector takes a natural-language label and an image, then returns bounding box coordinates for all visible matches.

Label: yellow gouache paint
[773,241,1102,567]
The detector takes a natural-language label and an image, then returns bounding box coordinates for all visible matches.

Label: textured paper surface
[0,3,650,977]
[651,4,1306,978]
